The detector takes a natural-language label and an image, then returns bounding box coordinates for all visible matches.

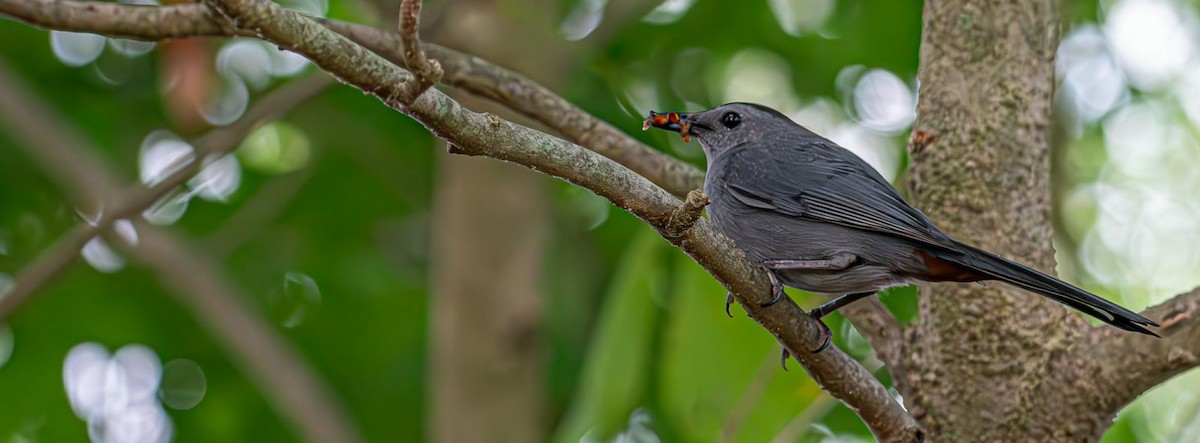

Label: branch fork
[397,0,442,103]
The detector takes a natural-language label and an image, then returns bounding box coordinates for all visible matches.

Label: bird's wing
[719,142,961,252]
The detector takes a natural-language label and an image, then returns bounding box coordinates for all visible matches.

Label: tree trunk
[905,0,1084,440]
[427,0,568,441]
[429,153,549,442]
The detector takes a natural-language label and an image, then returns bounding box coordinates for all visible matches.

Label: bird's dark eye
[721,112,741,129]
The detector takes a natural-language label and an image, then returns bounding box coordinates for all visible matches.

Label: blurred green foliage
[2,0,1197,442]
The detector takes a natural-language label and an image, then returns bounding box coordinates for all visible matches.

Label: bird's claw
[779,319,829,373]
[759,268,785,307]
[725,292,734,318]
[809,311,833,353]
[760,287,783,307]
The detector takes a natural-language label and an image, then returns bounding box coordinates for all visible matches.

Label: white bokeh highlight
[81,238,125,273]
[643,0,698,24]
[1057,2,1200,438]
[139,132,195,187]
[142,190,191,226]
[0,326,13,370]
[768,0,836,37]
[1057,26,1128,125]
[560,0,609,41]
[188,154,242,202]
[848,69,916,134]
[1103,0,1198,91]
[50,31,106,67]
[64,343,175,443]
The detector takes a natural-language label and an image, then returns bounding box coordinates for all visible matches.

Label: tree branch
[0,0,911,394]
[1,1,921,438]
[0,224,97,319]
[841,297,910,397]
[0,0,243,39]
[0,0,707,197]
[0,60,356,442]
[197,0,920,438]
[1071,287,1200,422]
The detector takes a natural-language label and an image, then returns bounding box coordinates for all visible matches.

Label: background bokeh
[1,0,1198,441]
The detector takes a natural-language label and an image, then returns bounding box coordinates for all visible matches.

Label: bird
[644,102,1158,353]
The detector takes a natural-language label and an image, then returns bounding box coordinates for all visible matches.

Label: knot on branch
[662,189,710,238]
[1159,296,1197,331]
[398,0,442,103]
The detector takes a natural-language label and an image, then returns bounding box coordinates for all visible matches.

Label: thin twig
[122,74,336,221]
[0,73,333,322]
[0,58,120,317]
[0,224,96,319]
[0,53,121,207]
[396,0,440,103]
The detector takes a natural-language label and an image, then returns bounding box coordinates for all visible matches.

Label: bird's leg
[807,291,877,353]
[749,256,870,353]
[760,253,858,272]
[758,254,857,308]
[810,291,877,319]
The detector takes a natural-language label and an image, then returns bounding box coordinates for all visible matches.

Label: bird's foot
[759,268,785,307]
[779,314,832,372]
[808,310,833,353]
[724,292,734,318]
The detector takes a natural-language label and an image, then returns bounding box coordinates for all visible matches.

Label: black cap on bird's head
[643,102,801,161]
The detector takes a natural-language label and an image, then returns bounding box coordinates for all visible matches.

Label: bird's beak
[642,111,709,142]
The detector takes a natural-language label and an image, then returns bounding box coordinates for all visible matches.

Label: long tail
[933,242,1159,336]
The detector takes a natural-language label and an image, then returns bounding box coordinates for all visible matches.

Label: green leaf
[657,253,825,442]
[553,228,669,442]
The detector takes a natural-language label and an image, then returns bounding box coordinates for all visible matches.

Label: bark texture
[430,155,548,442]
[906,0,1080,440]
[427,1,561,440]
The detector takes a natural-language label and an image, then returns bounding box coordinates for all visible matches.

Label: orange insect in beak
[643,111,696,142]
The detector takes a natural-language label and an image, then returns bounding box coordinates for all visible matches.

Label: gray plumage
[647,102,1157,337]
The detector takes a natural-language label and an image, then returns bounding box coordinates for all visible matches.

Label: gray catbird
[645,102,1158,351]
